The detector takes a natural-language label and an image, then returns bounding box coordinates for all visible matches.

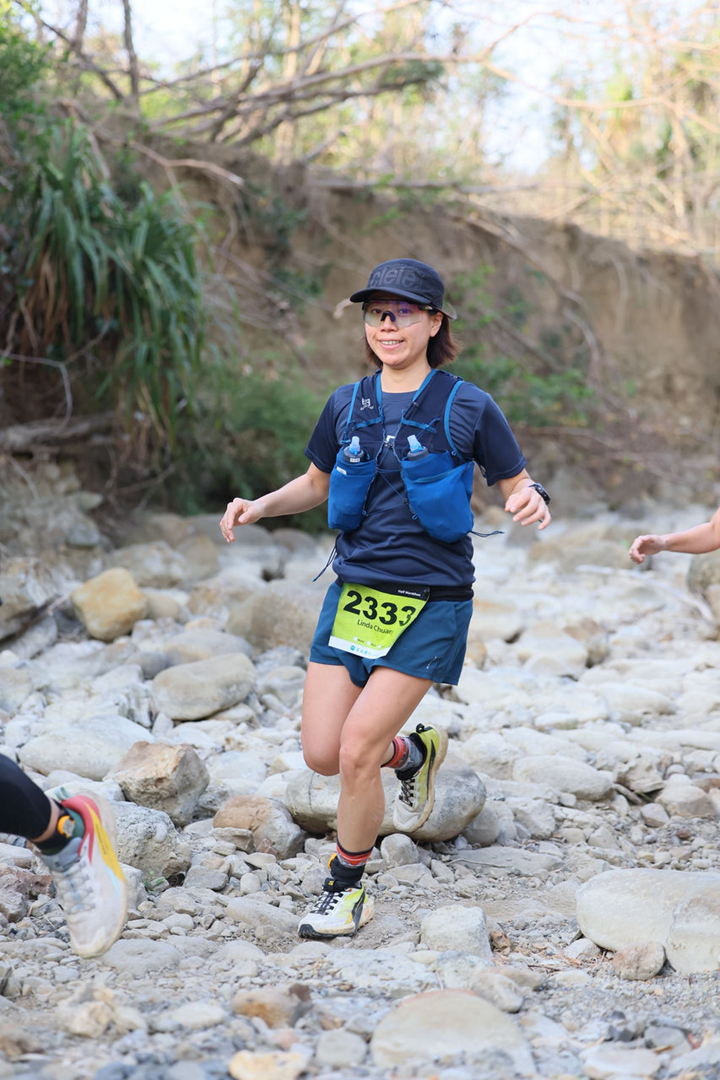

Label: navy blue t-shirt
[305,380,526,588]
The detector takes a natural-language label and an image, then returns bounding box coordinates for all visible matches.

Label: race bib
[329,582,429,660]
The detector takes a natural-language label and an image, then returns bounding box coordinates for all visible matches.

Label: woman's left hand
[505,487,552,530]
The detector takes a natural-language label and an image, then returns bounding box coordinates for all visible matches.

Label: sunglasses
[362,299,436,328]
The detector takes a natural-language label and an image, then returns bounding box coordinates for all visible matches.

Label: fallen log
[0,413,115,454]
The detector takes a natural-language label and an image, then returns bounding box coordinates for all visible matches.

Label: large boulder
[71,568,148,642]
[284,763,485,842]
[0,557,60,641]
[108,542,188,588]
[151,654,256,720]
[229,581,324,656]
[18,715,153,780]
[214,795,305,859]
[111,802,191,879]
[577,868,720,975]
[512,755,613,801]
[109,742,209,826]
[370,990,534,1075]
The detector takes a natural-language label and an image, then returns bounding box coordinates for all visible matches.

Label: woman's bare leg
[336,667,432,852]
[301,662,364,776]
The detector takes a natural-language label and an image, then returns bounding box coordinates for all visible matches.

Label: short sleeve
[449,383,526,486]
[304,384,354,473]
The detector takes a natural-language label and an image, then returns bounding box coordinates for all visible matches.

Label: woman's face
[363,293,442,370]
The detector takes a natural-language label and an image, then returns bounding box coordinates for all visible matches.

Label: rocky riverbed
[3,463,720,1080]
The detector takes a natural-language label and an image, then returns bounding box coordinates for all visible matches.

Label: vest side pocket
[327,451,378,532]
[401,453,474,543]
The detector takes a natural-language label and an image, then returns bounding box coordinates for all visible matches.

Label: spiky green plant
[12,121,203,444]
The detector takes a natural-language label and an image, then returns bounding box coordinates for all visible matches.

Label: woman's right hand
[628,534,665,563]
[219,498,264,543]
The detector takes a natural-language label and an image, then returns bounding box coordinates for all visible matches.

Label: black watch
[527,482,551,506]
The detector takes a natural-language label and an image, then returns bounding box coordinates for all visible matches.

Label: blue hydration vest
[327,369,476,544]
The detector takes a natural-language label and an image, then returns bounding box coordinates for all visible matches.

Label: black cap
[349,258,457,319]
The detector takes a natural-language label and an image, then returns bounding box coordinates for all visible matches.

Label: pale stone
[590,681,673,725]
[19,715,153,780]
[380,833,419,867]
[101,939,182,978]
[640,803,670,828]
[462,802,503,846]
[420,906,493,960]
[71,568,148,642]
[576,868,720,974]
[163,1000,226,1030]
[517,621,588,679]
[256,665,306,706]
[616,753,664,795]
[111,802,191,878]
[315,1028,367,1067]
[457,731,520,778]
[0,557,59,641]
[470,968,525,1013]
[470,599,523,642]
[581,1045,661,1079]
[657,778,715,819]
[231,581,324,656]
[370,989,534,1074]
[611,942,666,981]
[142,588,188,621]
[109,541,188,588]
[109,741,209,826]
[160,629,251,666]
[176,534,219,583]
[687,549,720,598]
[513,756,613,801]
[228,1051,309,1080]
[231,985,311,1028]
[455,847,562,876]
[151,653,256,720]
[224,896,299,935]
[0,668,33,713]
[325,948,439,999]
[503,727,588,762]
[213,795,305,859]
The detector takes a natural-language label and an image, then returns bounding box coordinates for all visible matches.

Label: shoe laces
[48,839,95,915]
[312,880,356,914]
[398,773,419,807]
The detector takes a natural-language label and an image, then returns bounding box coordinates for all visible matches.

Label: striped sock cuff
[335,841,373,869]
[383,736,409,770]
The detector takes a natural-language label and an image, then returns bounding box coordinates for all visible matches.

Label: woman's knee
[338,733,382,784]
[301,740,340,776]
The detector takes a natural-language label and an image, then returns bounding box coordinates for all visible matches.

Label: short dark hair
[364,315,460,369]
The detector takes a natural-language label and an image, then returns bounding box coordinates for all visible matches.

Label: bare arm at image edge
[629,506,720,563]
[219,464,330,543]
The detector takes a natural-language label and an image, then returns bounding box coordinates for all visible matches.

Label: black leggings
[0,757,54,839]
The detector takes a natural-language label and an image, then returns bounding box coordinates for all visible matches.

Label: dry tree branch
[12,1,125,101]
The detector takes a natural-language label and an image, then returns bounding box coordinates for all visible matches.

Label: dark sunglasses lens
[363,301,426,327]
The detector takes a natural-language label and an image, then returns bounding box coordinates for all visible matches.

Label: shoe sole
[395,726,448,833]
[298,894,375,939]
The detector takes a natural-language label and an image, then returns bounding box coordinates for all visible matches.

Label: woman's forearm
[254,467,330,519]
[658,521,720,555]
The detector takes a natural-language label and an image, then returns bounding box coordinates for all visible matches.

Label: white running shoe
[40,793,128,959]
[298,879,374,938]
[393,723,448,833]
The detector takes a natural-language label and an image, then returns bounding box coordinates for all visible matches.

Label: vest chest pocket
[401,451,474,544]
[327,450,378,532]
